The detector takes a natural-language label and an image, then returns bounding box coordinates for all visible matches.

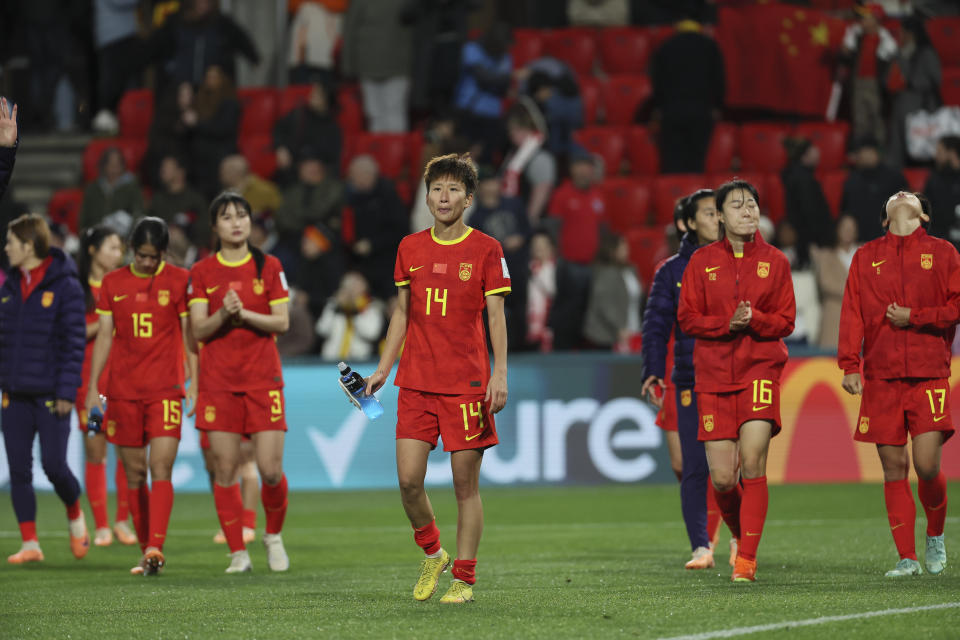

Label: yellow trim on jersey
[130,261,165,278]
[88,278,102,287]
[179,311,188,317]
[268,297,290,306]
[188,298,209,306]
[216,252,253,267]
[733,251,743,258]
[430,226,473,246]
[96,309,112,315]
[395,279,411,287]
[485,286,512,296]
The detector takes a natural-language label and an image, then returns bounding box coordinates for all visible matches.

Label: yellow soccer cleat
[439,579,475,604]
[732,556,757,583]
[413,549,450,601]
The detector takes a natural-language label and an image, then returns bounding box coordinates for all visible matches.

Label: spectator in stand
[775,220,820,346]
[79,147,145,234]
[164,212,203,268]
[276,287,317,357]
[184,65,241,200]
[781,136,835,267]
[341,0,414,133]
[148,155,210,248]
[502,99,557,224]
[143,81,194,189]
[647,19,724,174]
[842,136,908,242]
[286,0,344,87]
[219,154,283,219]
[316,271,385,361]
[841,3,897,146]
[344,155,408,300]
[273,81,342,187]
[886,16,941,167]
[452,23,512,164]
[518,58,584,158]
[547,146,608,266]
[91,0,142,134]
[295,225,346,321]
[568,0,629,26]
[811,215,859,350]
[527,229,557,351]
[926,135,960,247]
[583,232,644,350]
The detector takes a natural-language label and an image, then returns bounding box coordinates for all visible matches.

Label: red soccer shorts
[196,389,287,435]
[855,377,956,445]
[397,388,498,452]
[655,385,678,432]
[104,395,184,447]
[697,379,782,441]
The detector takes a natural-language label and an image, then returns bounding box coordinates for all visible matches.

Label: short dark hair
[940,135,960,157]
[682,188,715,227]
[880,192,931,227]
[716,179,760,211]
[7,213,51,259]
[423,154,478,197]
[129,216,170,254]
[98,146,125,172]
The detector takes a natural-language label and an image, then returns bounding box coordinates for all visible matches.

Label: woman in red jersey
[85,217,196,576]
[75,225,135,547]
[678,179,796,584]
[189,192,291,574]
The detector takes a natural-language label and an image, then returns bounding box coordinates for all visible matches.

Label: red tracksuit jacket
[677,232,795,393]
[838,226,960,380]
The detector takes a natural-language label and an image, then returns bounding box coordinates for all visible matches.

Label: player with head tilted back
[365,154,510,604]
[839,191,958,577]
[677,179,796,583]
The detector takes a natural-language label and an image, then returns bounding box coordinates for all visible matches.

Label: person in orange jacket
[678,178,796,583]
[838,190,959,578]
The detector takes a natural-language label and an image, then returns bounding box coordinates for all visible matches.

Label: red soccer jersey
[96,262,189,401]
[548,180,607,265]
[188,252,289,392]
[393,227,511,394]
[79,279,109,399]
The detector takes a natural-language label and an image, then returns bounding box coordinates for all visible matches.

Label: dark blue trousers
[676,387,710,550]
[1,394,81,523]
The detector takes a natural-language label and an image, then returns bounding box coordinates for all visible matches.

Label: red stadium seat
[928,18,960,67]
[572,127,626,176]
[645,26,676,54]
[764,173,786,224]
[82,138,147,183]
[336,85,365,133]
[543,28,597,76]
[598,27,652,74]
[738,123,790,172]
[117,89,154,138]
[601,177,652,233]
[238,134,277,179]
[904,168,930,194]
[793,121,850,171]
[818,169,848,218]
[47,188,85,234]
[578,75,601,125]
[623,125,659,175]
[942,67,960,106]
[237,88,278,138]
[511,29,545,69]
[704,123,737,173]
[278,85,312,116]
[600,74,652,126]
[625,228,668,286]
[346,133,409,179]
[652,174,709,226]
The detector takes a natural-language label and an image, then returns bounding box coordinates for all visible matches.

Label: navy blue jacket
[0,248,86,400]
[0,141,15,202]
[641,232,699,387]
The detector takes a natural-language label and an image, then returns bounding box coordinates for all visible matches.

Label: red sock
[452,558,477,585]
[413,520,442,555]
[85,462,108,529]
[19,521,37,543]
[884,479,917,560]
[712,483,742,540]
[242,508,257,531]
[148,480,174,551]
[738,476,769,562]
[128,486,151,552]
[706,475,722,544]
[115,463,130,522]
[66,499,81,521]
[213,483,245,552]
[917,472,947,537]
[261,475,288,535]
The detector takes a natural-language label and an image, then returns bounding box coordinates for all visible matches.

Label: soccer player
[838,191,957,577]
[2,213,89,564]
[365,154,510,604]
[205,436,259,545]
[85,217,195,575]
[189,192,291,574]
[678,179,796,583]
[76,225,137,547]
[643,190,725,570]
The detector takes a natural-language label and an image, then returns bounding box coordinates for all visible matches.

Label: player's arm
[238,299,290,335]
[485,293,508,414]
[85,312,114,414]
[902,249,960,329]
[748,257,796,338]
[677,261,730,338]
[365,286,410,395]
[838,254,864,394]
[181,315,198,416]
[640,263,675,404]
[86,317,99,340]
[189,298,231,342]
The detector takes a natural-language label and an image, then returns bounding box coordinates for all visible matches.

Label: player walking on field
[189,192,291,574]
[839,191,957,577]
[678,180,796,583]
[86,218,196,575]
[365,154,510,604]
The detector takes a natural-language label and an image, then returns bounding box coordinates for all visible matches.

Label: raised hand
[0,98,18,148]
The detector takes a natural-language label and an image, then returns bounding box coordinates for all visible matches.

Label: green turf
[1,483,959,639]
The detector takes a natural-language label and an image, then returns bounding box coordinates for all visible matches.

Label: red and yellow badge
[757,261,770,278]
[680,389,692,407]
[921,254,933,270]
[205,405,216,423]
[158,289,170,306]
[107,420,117,438]
[858,416,869,434]
[458,263,473,282]
[41,291,54,308]
[252,279,265,295]
[703,414,715,432]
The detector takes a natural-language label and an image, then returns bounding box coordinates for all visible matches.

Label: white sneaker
[263,533,289,572]
[92,109,119,134]
[225,549,252,573]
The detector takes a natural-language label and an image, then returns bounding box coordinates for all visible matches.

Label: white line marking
[658,602,960,640]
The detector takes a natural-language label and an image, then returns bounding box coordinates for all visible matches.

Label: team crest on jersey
[921,254,933,270]
[1,392,8,409]
[459,263,473,282]
[252,279,265,295]
[703,414,714,432]
[205,405,216,423]
[757,261,770,278]
[858,416,869,434]
[41,291,54,308]
[681,389,692,407]
[107,420,117,438]
[158,290,170,306]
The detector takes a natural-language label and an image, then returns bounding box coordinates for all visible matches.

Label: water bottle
[87,395,107,436]
[337,362,384,420]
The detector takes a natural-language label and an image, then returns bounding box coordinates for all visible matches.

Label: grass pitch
[1,482,958,639]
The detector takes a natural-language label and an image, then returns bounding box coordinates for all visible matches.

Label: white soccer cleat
[925,535,947,575]
[225,549,252,573]
[263,533,289,572]
[885,557,923,577]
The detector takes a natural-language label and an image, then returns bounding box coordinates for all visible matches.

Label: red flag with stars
[717,4,846,117]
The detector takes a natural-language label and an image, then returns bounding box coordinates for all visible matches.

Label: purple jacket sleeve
[641,260,676,381]
[53,275,86,401]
